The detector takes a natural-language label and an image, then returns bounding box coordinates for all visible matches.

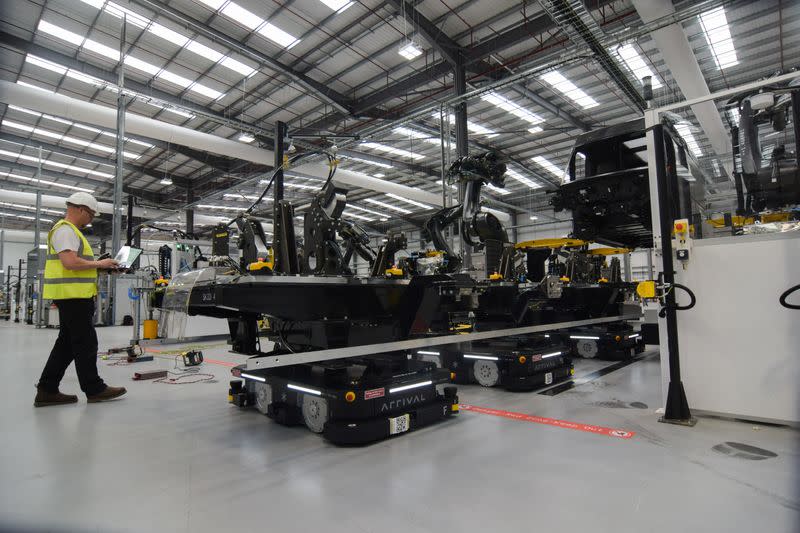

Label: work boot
[87,386,127,403]
[34,387,78,407]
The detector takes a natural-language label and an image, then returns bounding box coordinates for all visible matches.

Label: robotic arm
[339,220,377,267]
[424,152,510,274]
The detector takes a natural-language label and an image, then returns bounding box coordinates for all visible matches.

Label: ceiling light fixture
[398,41,423,60]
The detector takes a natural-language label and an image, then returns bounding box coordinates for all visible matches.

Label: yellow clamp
[636,280,657,299]
[385,267,403,277]
[248,260,273,272]
[489,272,503,281]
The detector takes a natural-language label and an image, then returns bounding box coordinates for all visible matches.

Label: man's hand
[97,258,120,270]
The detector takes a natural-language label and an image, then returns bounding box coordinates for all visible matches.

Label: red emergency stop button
[675,223,684,231]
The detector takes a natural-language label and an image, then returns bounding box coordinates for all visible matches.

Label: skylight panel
[149,22,190,47]
[79,0,254,77]
[385,193,433,210]
[0,149,114,179]
[699,7,738,70]
[430,112,498,138]
[319,0,353,13]
[257,22,300,49]
[8,104,153,151]
[189,83,225,100]
[157,69,192,88]
[342,204,382,222]
[196,0,227,10]
[540,71,598,109]
[220,56,256,77]
[481,92,544,127]
[0,201,62,215]
[38,20,84,47]
[343,210,375,222]
[394,126,439,145]
[143,101,195,119]
[0,170,94,193]
[26,55,108,91]
[0,211,53,223]
[399,41,423,60]
[505,167,542,189]
[347,204,389,218]
[67,70,106,87]
[673,124,703,157]
[485,183,511,196]
[364,198,412,214]
[26,55,67,75]
[223,193,261,201]
[342,155,393,169]
[221,3,264,30]
[532,155,565,180]
[39,20,121,61]
[124,56,160,76]
[82,39,121,61]
[612,44,663,89]
[17,81,54,93]
[186,41,224,62]
[104,2,150,29]
[361,142,425,160]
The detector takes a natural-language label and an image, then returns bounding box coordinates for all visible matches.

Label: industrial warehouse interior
[0,0,798,531]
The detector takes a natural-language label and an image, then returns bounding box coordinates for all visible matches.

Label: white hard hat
[66,192,99,214]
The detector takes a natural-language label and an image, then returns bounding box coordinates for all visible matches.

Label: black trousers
[38,298,106,395]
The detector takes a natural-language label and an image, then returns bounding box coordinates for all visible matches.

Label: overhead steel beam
[385,0,462,65]
[466,13,557,63]
[631,0,733,172]
[411,121,560,190]
[134,0,353,114]
[299,14,565,132]
[515,83,591,132]
[537,0,645,111]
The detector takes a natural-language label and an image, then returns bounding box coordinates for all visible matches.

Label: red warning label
[459,404,635,439]
[364,388,385,400]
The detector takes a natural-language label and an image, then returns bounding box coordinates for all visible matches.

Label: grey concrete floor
[1,320,798,533]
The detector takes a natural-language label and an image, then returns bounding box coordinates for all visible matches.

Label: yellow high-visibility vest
[43,219,98,300]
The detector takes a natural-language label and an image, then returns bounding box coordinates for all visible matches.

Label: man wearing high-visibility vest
[34,192,127,407]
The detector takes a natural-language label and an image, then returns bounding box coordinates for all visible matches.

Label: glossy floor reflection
[1,320,798,533]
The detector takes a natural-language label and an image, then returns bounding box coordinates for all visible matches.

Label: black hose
[672,283,696,311]
[779,284,800,310]
[659,283,696,317]
[244,150,335,215]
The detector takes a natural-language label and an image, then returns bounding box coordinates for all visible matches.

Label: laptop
[113,245,143,269]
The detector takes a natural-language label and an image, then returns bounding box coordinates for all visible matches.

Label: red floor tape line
[459,404,635,439]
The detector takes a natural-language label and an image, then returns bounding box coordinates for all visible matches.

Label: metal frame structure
[643,70,799,425]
